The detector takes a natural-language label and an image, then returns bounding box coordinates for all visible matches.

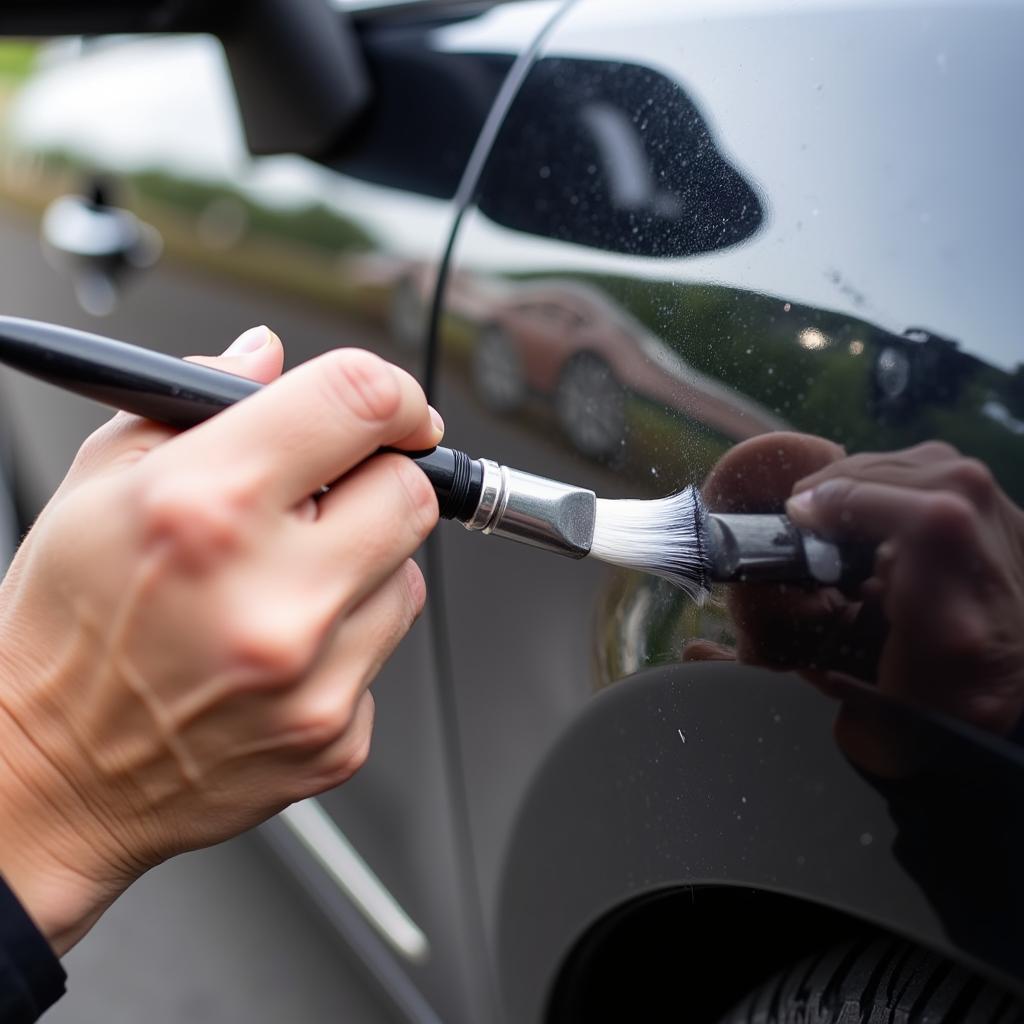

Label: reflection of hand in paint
[685,432,1024,762]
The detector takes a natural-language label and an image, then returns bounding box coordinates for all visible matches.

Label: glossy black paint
[475,56,764,256]
[0,1,1021,1021]
[433,0,1024,1017]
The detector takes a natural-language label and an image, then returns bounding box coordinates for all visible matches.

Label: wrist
[0,838,111,956]
[0,678,128,955]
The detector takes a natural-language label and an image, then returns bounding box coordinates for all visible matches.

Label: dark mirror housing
[478,57,764,258]
[0,0,370,158]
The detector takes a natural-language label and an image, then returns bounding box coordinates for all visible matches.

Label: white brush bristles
[588,485,711,603]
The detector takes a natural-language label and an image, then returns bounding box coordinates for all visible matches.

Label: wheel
[555,350,626,461]
[719,938,1024,1024]
[471,323,527,413]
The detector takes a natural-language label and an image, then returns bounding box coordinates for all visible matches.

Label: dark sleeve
[0,875,66,1022]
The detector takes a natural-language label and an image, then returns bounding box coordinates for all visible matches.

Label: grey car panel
[0,0,1022,1020]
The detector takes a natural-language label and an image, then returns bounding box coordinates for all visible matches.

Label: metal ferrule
[463,458,597,559]
[706,512,844,585]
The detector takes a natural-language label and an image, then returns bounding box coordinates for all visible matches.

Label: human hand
[786,439,1024,740]
[684,432,863,672]
[0,326,442,953]
[685,433,1024,748]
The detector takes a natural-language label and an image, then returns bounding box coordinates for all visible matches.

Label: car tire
[555,350,626,461]
[471,324,527,413]
[719,937,1024,1024]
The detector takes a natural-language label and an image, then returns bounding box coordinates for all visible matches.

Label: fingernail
[223,325,273,356]
[786,489,815,522]
[428,405,445,438]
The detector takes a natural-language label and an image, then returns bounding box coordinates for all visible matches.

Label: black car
[0,1,1021,1021]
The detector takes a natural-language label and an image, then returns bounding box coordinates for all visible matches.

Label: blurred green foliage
[131,171,375,254]
[0,41,37,85]
[34,151,375,255]
[469,268,1024,502]
[580,273,1024,501]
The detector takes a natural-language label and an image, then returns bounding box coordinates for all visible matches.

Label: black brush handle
[707,511,876,589]
[0,316,482,520]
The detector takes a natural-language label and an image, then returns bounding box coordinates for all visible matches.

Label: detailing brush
[590,488,871,601]
[0,316,871,600]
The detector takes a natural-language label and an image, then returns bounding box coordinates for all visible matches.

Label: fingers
[65,327,287,481]
[171,348,443,507]
[176,559,424,783]
[293,559,425,743]
[792,442,999,509]
[271,560,424,797]
[794,441,958,492]
[186,324,285,383]
[392,404,445,453]
[786,476,979,547]
[681,639,736,662]
[303,691,376,796]
[308,454,438,612]
[702,432,846,512]
[727,581,867,671]
[699,433,863,673]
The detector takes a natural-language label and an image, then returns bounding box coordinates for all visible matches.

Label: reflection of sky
[8,36,452,260]
[460,0,1023,371]
[10,2,1022,372]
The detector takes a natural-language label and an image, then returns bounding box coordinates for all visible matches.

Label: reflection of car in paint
[469,278,784,459]
[0,2,1022,1022]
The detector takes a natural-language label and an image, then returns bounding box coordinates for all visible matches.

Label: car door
[431,0,1024,1019]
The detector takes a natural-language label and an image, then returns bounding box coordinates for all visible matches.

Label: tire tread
[719,938,1024,1024]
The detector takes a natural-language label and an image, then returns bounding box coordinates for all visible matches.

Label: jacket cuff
[0,874,66,1023]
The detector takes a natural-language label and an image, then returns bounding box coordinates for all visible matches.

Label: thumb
[64,327,287,481]
[186,325,285,384]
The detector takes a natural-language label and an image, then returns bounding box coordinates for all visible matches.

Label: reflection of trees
[25,150,375,256]
[131,170,374,254]
[572,273,1024,503]
[441,268,1024,503]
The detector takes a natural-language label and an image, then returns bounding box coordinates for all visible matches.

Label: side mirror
[0,0,370,158]
[477,57,764,258]
[41,186,162,316]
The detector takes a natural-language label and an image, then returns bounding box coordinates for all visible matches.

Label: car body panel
[0,0,1021,1020]
[496,662,1024,1020]
[432,0,1024,1015]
